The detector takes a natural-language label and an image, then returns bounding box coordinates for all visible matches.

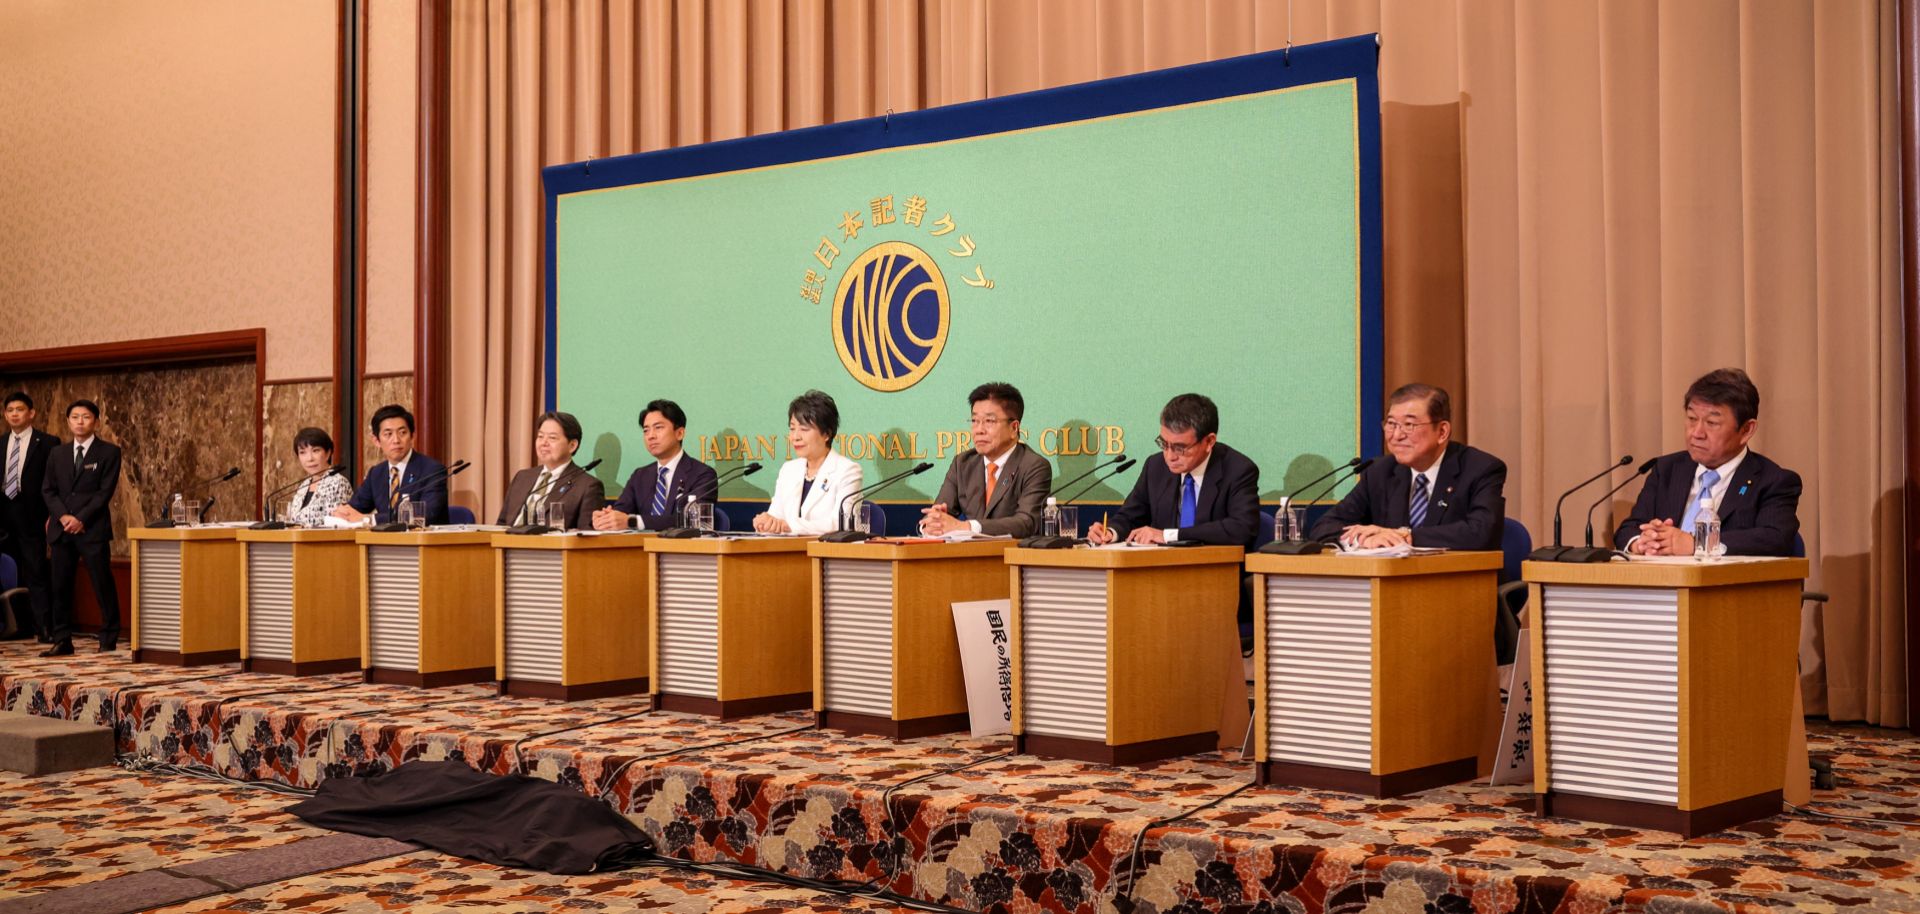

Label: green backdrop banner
[547,40,1383,505]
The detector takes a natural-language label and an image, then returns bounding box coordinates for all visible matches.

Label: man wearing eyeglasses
[921,382,1053,537]
[1086,393,1261,548]
[1310,383,1507,550]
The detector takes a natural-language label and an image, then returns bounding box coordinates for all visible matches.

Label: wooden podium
[357,530,496,687]
[129,527,242,666]
[1247,551,1500,796]
[646,536,813,718]
[1006,545,1243,764]
[236,529,361,675]
[809,539,1012,737]
[494,533,652,700]
[1524,558,1808,836]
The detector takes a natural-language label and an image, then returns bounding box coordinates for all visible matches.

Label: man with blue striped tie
[594,399,719,531]
[1310,383,1508,552]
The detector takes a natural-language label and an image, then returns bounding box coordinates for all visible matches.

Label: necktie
[5,438,21,498]
[984,462,999,508]
[1179,474,1196,528]
[74,444,84,470]
[1683,468,1721,530]
[520,469,552,524]
[1409,474,1430,528]
[387,465,401,508]
[651,466,670,516]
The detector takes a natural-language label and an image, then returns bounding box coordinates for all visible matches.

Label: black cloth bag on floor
[289,760,654,875]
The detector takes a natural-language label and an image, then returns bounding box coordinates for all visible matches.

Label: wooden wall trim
[413,0,450,459]
[1898,0,1919,732]
[334,0,354,475]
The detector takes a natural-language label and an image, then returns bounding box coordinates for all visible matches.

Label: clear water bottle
[396,493,415,528]
[1692,495,1722,559]
[1042,497,1061,537]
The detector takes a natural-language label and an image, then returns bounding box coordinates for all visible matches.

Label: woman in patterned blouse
[284,427,353,526]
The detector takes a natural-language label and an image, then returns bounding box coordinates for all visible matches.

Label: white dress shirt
[1164,453,1212,542]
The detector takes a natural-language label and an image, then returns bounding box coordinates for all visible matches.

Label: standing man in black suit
[593,399,719,531]
[1311,383,1508,551]
[1086,393,1262,548]
[1,392,60,642]
[1615,368,1801,556]
[920,382,1053,537]
[41,399,123,656]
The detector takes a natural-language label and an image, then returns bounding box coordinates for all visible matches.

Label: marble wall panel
[0,360,258,557]
[358,374,415,475]
[261,380,335,501]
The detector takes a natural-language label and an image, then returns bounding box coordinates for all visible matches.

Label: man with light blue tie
[1615,368,1801,556]
[593,399,719,531]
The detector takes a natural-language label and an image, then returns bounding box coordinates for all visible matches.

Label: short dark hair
[535,410,583,443]
[788,389,840,440]
[1159,393,1219,439]
[67,399,100,420]
[1685,368,1761,426]
[370,404,415,435]
[293,427,335,455]
[968,382,1025,422]
[4,391,32,410]
[641,399,687,430]
[1387,383,1451,424]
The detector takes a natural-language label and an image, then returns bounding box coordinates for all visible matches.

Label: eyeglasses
[1154,435,1203,456]
[1381,420,1433,435]
[969,417,1008,428]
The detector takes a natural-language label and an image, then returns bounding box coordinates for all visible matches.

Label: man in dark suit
[1311,383,1507,551]
[1,392,59,642]
[593,399,718,531]
[920,382,1053,537]
[1087,393,1261,548]
[41,399,122,655]
[1615,368,1800,556]
[333,404,451,526]
[497,411,606,529]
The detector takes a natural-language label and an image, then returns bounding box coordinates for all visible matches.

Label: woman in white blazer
[755,390,863,535]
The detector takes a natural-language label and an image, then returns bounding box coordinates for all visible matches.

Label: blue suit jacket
[612,457,718,530]
[348,452,451,525]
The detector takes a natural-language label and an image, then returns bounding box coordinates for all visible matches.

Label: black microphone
[1274,457,1364,543]
[1559,457,1657,563]
[369,459,470,532]
[250,464,349,530]
[656,462,763,538]
[504,458,604,535]
[1527,454,1632,562]
[819,462,936,543]
[149,467,242,528]
[1259,457,1376,555]
[1042,454,1128,504]
[1018,458,1139,549]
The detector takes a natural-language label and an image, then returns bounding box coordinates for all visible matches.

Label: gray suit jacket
[929,443,1053,537]
[497,464,606,530]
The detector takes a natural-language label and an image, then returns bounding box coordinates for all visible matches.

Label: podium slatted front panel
[366,546,422,672]
[656,553,720,700]
[1019,567,1108,742]
[245,543,295,663]
[137,542,184,653]
[1264,575,1372,771]
[820,559,893,717]
[502,550,564,685]
[1541,585,1679,804]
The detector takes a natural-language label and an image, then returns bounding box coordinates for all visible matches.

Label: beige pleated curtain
[445,0,1906,726]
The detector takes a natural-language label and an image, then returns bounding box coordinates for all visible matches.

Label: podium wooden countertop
[808,539,1014,561]
[1004,544,1244,569]
[235,528,362,544]
[1522,557,1808,588]
[129,526,244,542]
[354,529,498,547]
[644,535,816,555]
[1246,550,1502,577]
[490,532,655,550]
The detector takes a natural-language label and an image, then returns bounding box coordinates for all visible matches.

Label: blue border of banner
[542,33,1385,460]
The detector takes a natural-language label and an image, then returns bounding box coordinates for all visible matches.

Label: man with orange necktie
[920,383,1052,538]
